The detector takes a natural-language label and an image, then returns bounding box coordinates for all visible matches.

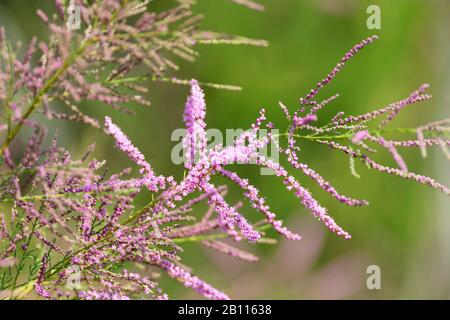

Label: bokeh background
[1,0,449,299]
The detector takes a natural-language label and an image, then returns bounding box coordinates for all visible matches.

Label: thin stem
[9,218,38,299]
[0,187,139,204]
[276,127,421,141]
[172,224,272,244]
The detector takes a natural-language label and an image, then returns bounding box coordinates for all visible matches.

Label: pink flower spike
[377,137,408,172]
[105,116,164,192]
[160,260,230,300]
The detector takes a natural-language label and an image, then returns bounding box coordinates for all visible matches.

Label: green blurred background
[1,0,449,299]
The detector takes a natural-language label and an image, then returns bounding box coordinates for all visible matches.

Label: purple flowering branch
[1,1,449,301]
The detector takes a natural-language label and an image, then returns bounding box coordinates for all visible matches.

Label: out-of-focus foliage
[1,0,449,299]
